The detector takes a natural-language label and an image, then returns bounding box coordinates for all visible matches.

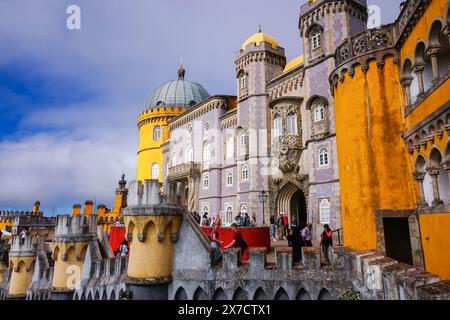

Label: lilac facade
[160,0,368,236]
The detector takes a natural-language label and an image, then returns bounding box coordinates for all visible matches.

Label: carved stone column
[401,77,413,106]
[413,64,425,94]
[413,171,428,208]
[427,168,444,206]
[426,45,441,83]
[187,176,197,214]
[444,27,450,71]
[443,160,450,205]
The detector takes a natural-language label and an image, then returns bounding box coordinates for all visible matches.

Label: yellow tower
[123,179,183,299]
[7,235,36,298]
[50,215,97,299]
[136,67,210,182]
[331,52,416,250]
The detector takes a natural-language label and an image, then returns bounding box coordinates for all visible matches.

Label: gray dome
[147,79,210,109]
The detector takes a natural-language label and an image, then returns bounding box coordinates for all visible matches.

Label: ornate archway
[271,175,309,226]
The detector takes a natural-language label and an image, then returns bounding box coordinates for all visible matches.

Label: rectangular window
[273,117,282,138]
[287,114,297,135]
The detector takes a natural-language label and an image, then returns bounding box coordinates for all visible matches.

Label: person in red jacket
[320,224,333,264]
[283,214,289,237]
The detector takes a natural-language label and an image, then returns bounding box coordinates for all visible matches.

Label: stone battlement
[53,215,97,242]
[125,179,180,210]
[9,236,37,257]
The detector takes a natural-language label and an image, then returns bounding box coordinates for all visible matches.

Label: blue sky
[0,0,404,215]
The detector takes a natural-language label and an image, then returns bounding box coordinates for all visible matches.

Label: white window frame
[153,125,161,140]
[318,147,329,167]
[240,134,247,146]
[185,145,193,163]
[273,116,282,138]
[240,203,248,215]
[241,164,249,180]
[203,142,210,164]
[202,203,209,216]
[287,113,297,135]
[240,74,247,89]
[171,152,177,167]
[226,137,234,159]
[311,28,322,51]
[314,102,325,123]
[226,171,233,187]
[224,204,233,225]
[151,162,160,179]
[319,198,331,224]
[203,173,209,189]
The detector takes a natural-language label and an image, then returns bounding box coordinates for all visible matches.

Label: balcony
[167,162,201,181]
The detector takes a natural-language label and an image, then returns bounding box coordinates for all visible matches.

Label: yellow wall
[52,242,87,289]
[125,215,181,279]
[400,0,449,64]
[136,107,185,182]
[334,57,417,250]
[419,213,450,280]
[8,257,35,296]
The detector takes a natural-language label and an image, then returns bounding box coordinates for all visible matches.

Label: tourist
[250,213,256,227]
[202,213,211,227]
[278,213,285,237]
[209,219,223,264]
[283,214,289,236]
[286,228,302,263]
[320,224,333,264]
[270,213,276,241]
[224,223,248,258]
[193,212,201,224]
[243,212,251,227]
[234,212,243,227]
[291,216,300,234]
[19,228,28,244]
[116,239,129,257]
[302,223,313,247]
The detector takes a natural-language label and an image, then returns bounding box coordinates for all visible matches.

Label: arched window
[203,122,210,139]
[240,74,247,89]
[185,145,193,163]
[226,137,234,159]
[313,102,325,122]
[225,205,233,224]
[187,125,193,136]
[153,125,161,140]
[319,148,329,166]
[319,198,331,224]
[240,203,248,215]
[171,152,177,167]
[226,172,233,186]
[287,113,298,134]
[202,203,209,216]
[151,163,160,179]
[203,142,210,163]
[203,173,209,189]
[241,164,249,180]
[310,27,322,51]
[273,115,282,137]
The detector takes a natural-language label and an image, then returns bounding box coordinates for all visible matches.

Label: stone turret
[7,235,37,299]
[123,179,183,300]
[50,214,97,299]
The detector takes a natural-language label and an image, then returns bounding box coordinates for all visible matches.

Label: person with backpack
[116,239,129,257]
[209,219,223,264]
[320,224,333,264]
[224,223,248,258]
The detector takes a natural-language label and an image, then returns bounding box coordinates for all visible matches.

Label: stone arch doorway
[277,182,307,226]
